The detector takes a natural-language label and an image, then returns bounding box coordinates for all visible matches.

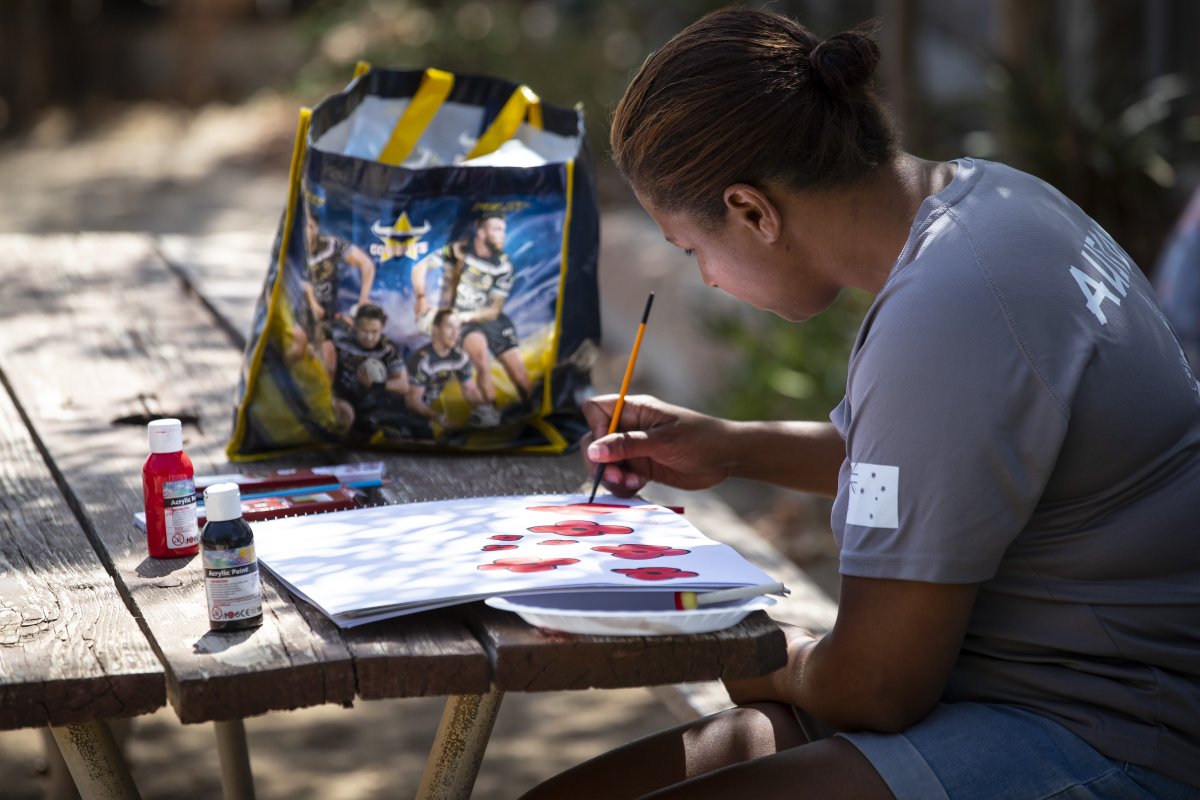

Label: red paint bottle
[142,418,200,558]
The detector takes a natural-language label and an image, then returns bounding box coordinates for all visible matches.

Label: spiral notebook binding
[133,483,635,532]
[134,455,606,532]
[272,489,605,516]
[240,489,657,529]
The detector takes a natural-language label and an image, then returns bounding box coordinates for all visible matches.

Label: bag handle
[378,67,456,166]
[372,66,544,166]
[466,84,543,160]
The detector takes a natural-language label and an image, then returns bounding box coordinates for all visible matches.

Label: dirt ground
[0,97,838,799]
[1,691,681,799]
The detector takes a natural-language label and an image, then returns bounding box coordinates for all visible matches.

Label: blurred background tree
[1,0,1197,421]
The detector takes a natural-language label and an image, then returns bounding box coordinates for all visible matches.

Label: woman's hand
[581,394,734,497]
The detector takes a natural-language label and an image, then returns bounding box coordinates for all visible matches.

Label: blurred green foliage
[705,290,872,421]
[291,0,738,156]
[287,1,875,165]
[984,59,1196,273]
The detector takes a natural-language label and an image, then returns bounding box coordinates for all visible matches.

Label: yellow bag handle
[369,64,542,166]
[467,84,543,160]
[378,67,456,166]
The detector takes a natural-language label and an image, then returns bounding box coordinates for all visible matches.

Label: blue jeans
[838,702,1200,799]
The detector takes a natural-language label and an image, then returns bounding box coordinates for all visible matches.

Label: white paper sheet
[252,493,776,627]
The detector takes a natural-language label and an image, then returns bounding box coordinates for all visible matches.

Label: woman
[523,8,1200,800]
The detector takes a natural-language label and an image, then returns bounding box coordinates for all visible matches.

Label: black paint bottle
[200,482,263,631]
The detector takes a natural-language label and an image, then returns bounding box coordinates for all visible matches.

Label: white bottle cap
[203,482,243,523]
[147,418,183,454]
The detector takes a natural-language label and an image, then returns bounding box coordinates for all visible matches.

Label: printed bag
[227,66,600,459]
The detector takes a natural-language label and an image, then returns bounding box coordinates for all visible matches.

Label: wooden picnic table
[0,233,789,799]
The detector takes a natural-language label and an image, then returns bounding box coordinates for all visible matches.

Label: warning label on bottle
[203,545,262,622]
[162,478,198,549]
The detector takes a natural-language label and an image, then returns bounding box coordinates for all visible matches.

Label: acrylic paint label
[162,478,199,549]
[203,544,262,622]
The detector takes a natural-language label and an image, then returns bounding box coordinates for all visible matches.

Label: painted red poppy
[592,543,690,560]
[613,566,700,581]
[478,556,580,573]
[527,520,634,537]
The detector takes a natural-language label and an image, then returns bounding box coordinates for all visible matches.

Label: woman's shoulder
[897,159,1100,312]
[943,158,1084,241]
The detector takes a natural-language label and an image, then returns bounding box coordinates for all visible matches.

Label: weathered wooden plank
[0,357,163,730]
[156,232,271,348]
[372,453,584,502]
[473,604,786,692]
[342,615,491,700]
[0,234,490,722]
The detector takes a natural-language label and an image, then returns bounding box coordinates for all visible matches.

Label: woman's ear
[723,184,781,244]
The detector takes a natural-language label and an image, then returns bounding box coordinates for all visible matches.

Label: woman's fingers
[581,394,621,438]
[580,394,703,495]
[580,430,645,497]
[587,429,653,464]
[602,463,645,497]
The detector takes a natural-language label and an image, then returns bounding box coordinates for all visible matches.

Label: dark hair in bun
[809,30,882,97]
[612,8,896,221]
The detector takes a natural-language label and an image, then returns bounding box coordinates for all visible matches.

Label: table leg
[48,720,141,800]
[213,718,256,800]
[41,727,79,800]
[416,688,505,800]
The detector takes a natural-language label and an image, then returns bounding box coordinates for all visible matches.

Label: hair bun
[809,31,881,97]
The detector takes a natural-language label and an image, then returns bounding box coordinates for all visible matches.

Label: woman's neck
[820,152,956,294]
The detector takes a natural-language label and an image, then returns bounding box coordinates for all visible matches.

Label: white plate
[484,592,776,637]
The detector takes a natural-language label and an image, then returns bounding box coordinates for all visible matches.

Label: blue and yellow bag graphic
[228,66,600,459]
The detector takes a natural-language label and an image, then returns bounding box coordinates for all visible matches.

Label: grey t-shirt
[830,158,1200,788]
